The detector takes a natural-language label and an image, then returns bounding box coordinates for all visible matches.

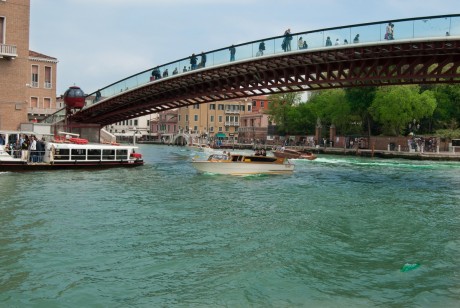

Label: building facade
[27,50,58,121]
[0,0,30,130]
[150,109,179,142]
[238,96,273,144]
[1,0,59,129]
[177,98,254,142]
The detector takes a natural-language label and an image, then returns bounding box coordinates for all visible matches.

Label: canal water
[1,145,459,307]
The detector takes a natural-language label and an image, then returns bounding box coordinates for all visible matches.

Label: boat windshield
[208,154,229,161]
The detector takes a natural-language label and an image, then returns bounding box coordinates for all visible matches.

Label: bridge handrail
[84,14,460,109]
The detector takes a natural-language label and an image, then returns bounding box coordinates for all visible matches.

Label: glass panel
[54,149,69,160]
[102,149,115,160]
[451,16,460,36]
[87,149,101,160]
[116,149,128,159]
[84,15,460,103]
[71,149,86,160]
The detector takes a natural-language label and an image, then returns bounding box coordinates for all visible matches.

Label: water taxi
[0,131,143,172]
[192,153,294,175]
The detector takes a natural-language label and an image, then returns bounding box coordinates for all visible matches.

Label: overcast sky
[29,0,458,96]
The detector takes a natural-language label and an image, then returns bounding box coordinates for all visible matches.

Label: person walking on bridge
[229,45,236,61]
[190,53,198,70]
[200,52,207,68]
[282,28,292,51]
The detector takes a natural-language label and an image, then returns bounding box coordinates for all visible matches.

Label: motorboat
[192,153,294,175]
[0,131,143,172]
[273,148,317,160]
[188,143,214,153]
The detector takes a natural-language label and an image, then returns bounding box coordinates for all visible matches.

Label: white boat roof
[50,142,138,150]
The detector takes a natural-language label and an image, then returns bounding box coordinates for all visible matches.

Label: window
[210,115,214,122]
[248,105,252,112]
[44,66,52,88]
[194,126,198,131]
[0,17,4,45]
[185,115,189,122]
[134,120,138,126]
[209,104,216,110]
[218,116,222,122]
[30,97,38,108]
[54,149,70,160]
[210,127,214,132]
[252,101,256,106]
[194,115,198,121]
[116,149,128,160]
[218,104,224,110]
[193,104,200,109]
[31,65,39,87]
[261,101,265,108]
[103,149,115,160]
[87,149,101,160]
[241,105,245,112]
[43,98,51,109]
[71,149,86,160]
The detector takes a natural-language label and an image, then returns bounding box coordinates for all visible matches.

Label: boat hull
[0,160,144,172]
[192,161,294,175]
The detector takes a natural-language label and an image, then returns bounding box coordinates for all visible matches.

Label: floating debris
[400,263,420,272]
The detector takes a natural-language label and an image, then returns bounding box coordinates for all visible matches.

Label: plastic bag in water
[400,263,420,272]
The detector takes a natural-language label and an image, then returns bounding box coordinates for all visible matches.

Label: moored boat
[0,131,143,172]
[192,153,294,175]
[273,148,317,160]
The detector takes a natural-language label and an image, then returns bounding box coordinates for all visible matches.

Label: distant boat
[273,148,317,160]
[192,153,294,175]
[0,131,143,172]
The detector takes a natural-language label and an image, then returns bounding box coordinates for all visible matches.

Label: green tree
[345,87,376,137]
[306,89,354,134]
[369,85,437,135]
[432,84,460,130]
[267,92,302,135]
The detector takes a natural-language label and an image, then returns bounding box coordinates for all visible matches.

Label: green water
[1,145,459,307]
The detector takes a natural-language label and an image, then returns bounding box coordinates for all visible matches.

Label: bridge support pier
[53,122,103,143]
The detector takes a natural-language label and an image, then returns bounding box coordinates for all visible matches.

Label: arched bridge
[65,14,460,126]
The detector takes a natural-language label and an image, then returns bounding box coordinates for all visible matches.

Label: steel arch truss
[71,39,460,125]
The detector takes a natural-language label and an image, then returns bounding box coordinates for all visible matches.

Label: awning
[215,133,226,138]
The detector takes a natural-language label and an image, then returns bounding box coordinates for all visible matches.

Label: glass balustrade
[83,14,459,109]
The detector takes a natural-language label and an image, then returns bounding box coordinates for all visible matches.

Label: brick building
[0,0,58,130]
[0,0,30,130]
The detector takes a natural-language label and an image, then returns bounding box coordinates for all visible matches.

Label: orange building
[27,50,58,121]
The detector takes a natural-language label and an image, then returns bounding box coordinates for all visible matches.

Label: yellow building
[177,98,254,142]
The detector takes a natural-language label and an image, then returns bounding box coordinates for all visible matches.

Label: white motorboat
[192,153,294,175]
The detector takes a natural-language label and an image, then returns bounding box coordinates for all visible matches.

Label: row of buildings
[1,0,275,145]
[107,96,275,145]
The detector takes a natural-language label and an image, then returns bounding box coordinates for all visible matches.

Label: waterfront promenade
[309,146,460,161]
